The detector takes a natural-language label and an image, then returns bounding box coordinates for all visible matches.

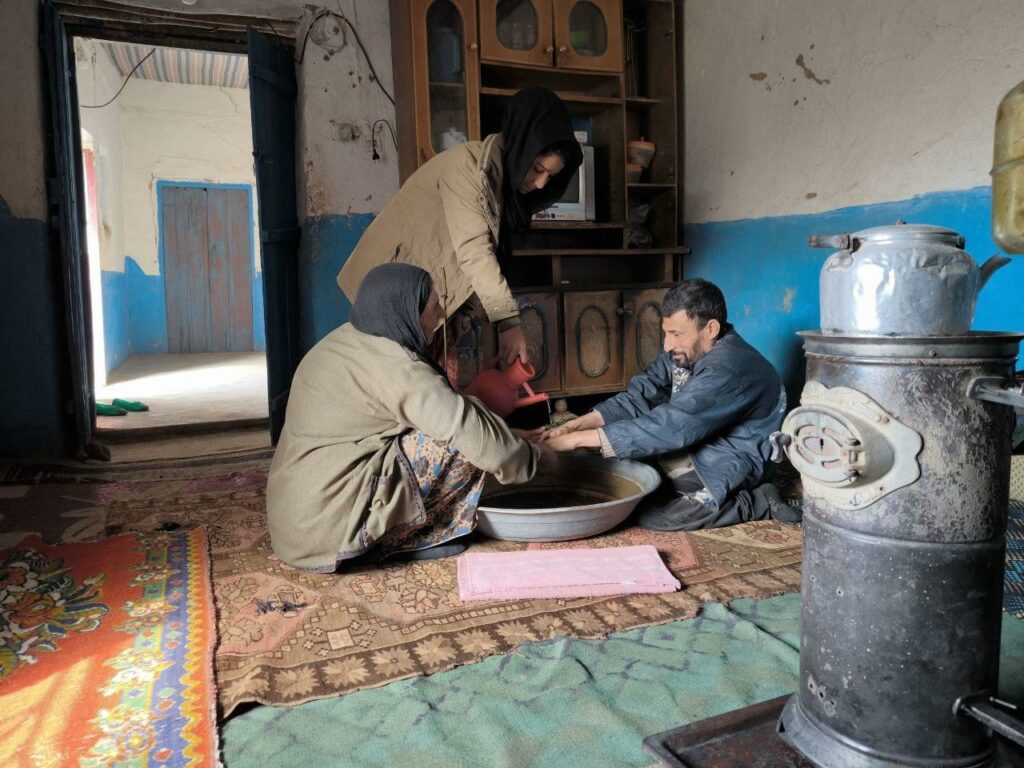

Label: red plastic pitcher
[462,358,549,417]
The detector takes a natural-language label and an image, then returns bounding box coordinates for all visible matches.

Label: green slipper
[112,398,149,412]
[96,403,127,416]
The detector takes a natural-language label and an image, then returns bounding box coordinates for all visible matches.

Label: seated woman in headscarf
[338,87,583,369]
[267,263,540,572]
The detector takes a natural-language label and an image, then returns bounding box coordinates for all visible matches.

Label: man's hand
[543,410,605,439]
[498,324,529,365]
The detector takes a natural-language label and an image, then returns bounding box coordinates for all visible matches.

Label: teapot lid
[852,223,965,248]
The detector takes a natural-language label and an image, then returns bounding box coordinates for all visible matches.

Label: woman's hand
[511,427,548,444]
[499,324,529,365]
[544,431,601,452]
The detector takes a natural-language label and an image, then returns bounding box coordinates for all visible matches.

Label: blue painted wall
[124,255,168,355]
[0,196,71,455]
[297,212,373,351]
[100,268,129,373]
[684,186,1024,403]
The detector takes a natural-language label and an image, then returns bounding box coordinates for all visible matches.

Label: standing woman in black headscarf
[338,87,583,368]
[268,263,540,571]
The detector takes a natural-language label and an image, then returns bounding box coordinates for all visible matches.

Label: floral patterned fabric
[371,431,484,558]
[0,530,217,768]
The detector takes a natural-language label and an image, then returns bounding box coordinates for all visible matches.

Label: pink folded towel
[457,545,681,602]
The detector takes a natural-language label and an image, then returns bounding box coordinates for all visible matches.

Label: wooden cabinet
[515,291,561,393]
[552,0,622,72]
[449,298,495,389]
[563,291,623,392]
[391,0,684,399]
[391,0,481,178]
[479,0,622,73]
[562,288,665,392]
[622,287,667,380]
[479,0,554,68]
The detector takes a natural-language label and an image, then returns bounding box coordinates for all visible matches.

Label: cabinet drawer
[562,290,624,391]
[622,287,667,380]
[515,291,562,392]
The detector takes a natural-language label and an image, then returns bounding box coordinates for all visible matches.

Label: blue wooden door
[162,185,254,353]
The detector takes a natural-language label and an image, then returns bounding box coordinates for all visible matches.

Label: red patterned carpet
[0,529,217,767]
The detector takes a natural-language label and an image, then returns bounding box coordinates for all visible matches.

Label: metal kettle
[810,223,1010,336]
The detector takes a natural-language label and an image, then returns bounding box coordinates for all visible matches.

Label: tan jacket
[266,323,538,571]
[337,134,520,325]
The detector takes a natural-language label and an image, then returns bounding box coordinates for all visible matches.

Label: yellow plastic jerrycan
[993,80,1024,253]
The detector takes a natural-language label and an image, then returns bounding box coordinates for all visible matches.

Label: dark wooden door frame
[41,2,99,459]
[43,5,300,454]
[247,28,300,444]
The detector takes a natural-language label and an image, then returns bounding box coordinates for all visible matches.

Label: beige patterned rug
[93,470,803,715]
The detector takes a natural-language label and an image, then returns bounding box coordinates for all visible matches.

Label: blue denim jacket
[596,328,784,511]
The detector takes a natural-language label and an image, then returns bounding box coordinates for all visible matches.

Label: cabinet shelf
[480,86,622,109]
[515,246,689,257]
[625,97,662,109]
[627,183,676,190]
[531,221,625,229]
[480,58,623,79]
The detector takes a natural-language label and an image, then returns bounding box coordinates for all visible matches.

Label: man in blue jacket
[542,279,799,531]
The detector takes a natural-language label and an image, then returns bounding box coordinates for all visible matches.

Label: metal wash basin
[477,451,661,542]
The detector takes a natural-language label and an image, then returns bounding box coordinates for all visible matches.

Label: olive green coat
[337,134,520,325]
[266,323,538,571]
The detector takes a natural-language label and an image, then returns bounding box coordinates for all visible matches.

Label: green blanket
[222,595,1024,768]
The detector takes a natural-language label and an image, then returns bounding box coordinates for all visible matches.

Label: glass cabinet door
[415,0,479,165]
[553,0,622,72]
[480,0,554,67]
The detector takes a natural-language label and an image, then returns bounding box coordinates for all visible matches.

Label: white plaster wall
[297,1,400,219]
[75,40,127,273]
[0,1,47,221]
[119,78,260,275]
[683,0,1024,223]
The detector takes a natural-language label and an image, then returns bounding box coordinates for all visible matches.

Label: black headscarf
[349,263,433,359]
[500,87,584,235]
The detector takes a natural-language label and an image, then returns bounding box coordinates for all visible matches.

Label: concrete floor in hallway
[95,352,269,434]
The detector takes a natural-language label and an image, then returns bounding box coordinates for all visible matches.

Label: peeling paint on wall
[684,0,1024,223]
[781,288,797,313]
[749,72,771,92]
[795,53,830,85]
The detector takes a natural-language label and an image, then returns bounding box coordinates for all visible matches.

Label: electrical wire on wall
[296,4,394,106]
[80,48,156,109]
[297,3,400,164]
[372,118,399,162]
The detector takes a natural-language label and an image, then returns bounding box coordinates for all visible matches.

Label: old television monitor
[533,145,595,222]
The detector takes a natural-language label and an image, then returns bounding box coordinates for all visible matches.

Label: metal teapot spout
[979,254,1012,292]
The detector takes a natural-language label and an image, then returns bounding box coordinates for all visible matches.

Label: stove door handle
[955,692,1024,749]
[967,376,1024,409]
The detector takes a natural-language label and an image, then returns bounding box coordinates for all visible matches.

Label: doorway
[46,12,300,453]
[74,38,268,436]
